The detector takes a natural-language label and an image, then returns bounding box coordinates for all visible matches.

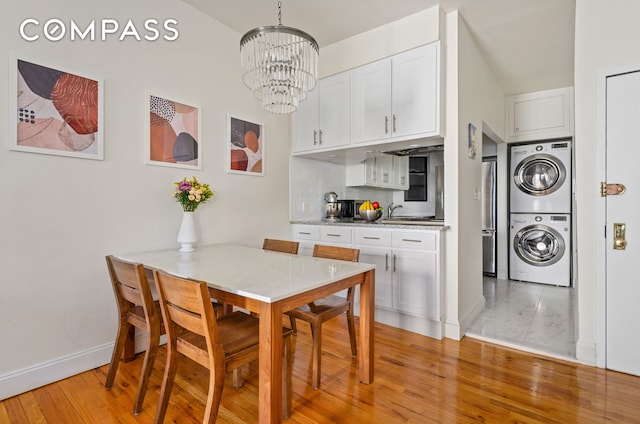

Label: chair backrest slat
[106,255,157,318]
[166,303,208,337]
[263,239,300,254]
[312,244,360,262]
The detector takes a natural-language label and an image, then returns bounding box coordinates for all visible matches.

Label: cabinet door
[393,156,409,190]
[393,249,439,320]
[392,43,439,138]
[351,58,392,143]
[356,245,393,309]
[506,87,573,142]
[291,88,319,152]
[376,155,394,187]
[318,73,350,149]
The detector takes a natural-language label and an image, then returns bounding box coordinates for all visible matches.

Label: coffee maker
[323,192,340,221]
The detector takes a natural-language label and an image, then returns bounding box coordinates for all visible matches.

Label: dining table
[116,243,375,423]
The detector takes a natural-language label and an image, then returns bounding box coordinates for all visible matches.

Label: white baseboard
[576,339,597,366]
[0,342,113,401]
[459,295,486,336]
[445,295,486,341]
[0,332,163,401]
[445,320,462,340]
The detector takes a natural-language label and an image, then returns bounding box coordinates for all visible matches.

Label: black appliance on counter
[337,199,367,221]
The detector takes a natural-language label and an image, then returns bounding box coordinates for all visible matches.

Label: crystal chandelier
[240,1,319,114]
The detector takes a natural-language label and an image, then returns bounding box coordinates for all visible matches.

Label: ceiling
[181,0,575,95]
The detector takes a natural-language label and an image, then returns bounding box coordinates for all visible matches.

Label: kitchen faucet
[387,203,403,219]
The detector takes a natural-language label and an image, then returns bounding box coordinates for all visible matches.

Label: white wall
[0,0,292,399]
[444,12,506,339]
[573,0,640,364]
[320,7,444,77]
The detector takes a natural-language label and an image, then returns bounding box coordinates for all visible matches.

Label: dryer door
[513,153,566,196]
[513,224,565,266]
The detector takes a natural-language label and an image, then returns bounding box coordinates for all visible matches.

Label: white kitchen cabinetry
[393,155,409,190]
[346,155,409,190]
[391,231,440,320]
[292,72,351,152]
[291,224,353,256]
[506,87,574,142]
[314,225,444,339]
[351,42,440,144]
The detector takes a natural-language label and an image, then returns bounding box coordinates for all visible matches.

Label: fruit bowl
[360,209,383,222]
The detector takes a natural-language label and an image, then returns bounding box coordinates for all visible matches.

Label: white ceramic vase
[177,211,199,252]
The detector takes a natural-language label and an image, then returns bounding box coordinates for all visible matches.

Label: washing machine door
[513,224,565,266]
[513,153,566,196]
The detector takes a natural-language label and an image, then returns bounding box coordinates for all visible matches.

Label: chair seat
[178,311,294,367]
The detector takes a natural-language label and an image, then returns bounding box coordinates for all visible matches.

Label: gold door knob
[613,223,627,250]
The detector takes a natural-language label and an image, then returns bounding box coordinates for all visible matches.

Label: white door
[605,70,640,376]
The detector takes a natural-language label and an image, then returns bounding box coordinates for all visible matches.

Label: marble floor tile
[466,277,577,359]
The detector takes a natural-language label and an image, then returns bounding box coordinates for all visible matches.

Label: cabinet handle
[393,114,397,133]
[363,236,380,240]
[393,254,397,272]
[401,238,423,243]
[385,253,389,271]
[383,172,389,183]
[313,130,318,145]
[318,129,323,144]
[326,233,341,237]
[298,231,312,235]
[400,176,406,185]
[384,116,389,134]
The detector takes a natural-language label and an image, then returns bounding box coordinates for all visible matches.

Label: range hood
[382,144,444,157]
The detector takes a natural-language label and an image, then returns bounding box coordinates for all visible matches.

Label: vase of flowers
[173,176,214,252]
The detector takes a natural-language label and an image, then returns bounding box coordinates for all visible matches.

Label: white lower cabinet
[292,224,443,339]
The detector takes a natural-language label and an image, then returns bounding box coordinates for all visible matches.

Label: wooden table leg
[258,301,283,424]
[358,269,375,383]
[122,325,136,362]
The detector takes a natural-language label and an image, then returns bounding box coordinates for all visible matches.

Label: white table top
[117,244,374,303]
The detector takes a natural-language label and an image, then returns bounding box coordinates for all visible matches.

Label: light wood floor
[2,317,640,423]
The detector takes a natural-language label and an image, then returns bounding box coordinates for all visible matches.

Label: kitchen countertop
[290,219,449,231]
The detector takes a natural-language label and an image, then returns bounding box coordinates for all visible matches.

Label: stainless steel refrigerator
[482,158,497,276]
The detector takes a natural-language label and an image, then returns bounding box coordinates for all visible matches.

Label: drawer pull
[363,236,380,240]
[298,232,312,235]
[326,233,341,237]
[401,238,423,243]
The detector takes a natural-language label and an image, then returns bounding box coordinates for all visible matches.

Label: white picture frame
[10,54,104,160]
[145,91,201,170]
[226,113,264,176]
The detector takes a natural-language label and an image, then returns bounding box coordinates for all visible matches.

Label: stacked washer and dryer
[509,140,572,287]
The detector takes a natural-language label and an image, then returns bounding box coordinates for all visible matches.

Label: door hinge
[601,182,626,197]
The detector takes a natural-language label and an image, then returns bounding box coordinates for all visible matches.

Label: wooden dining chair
[153,269,294,423]
[263,238,300,254]
[104,255,165,415]
[286,244,360,389]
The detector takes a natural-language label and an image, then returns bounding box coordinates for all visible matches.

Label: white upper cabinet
[346,155,408,190]
[350,59,392,143]
[351,42,441,144]
[292,72,350,152]
[506,87,574,142]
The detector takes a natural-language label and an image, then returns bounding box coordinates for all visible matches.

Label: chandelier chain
[278,1,282,26]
